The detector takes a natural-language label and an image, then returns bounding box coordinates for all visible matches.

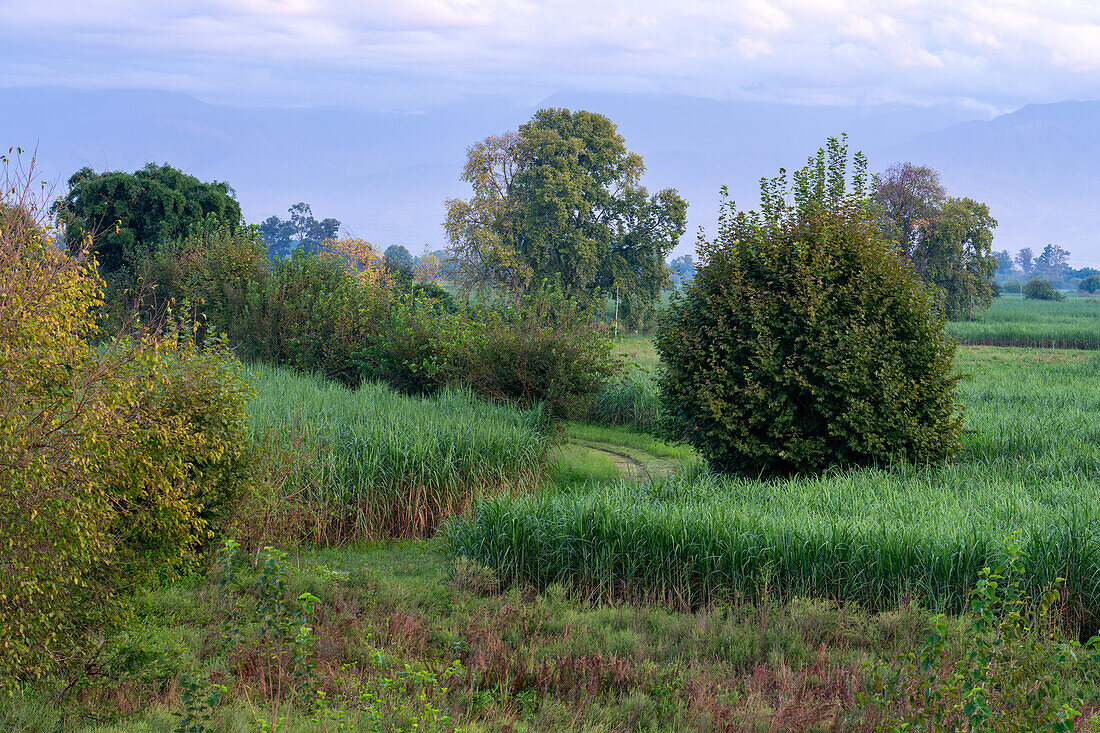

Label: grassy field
[946,293,1100,348]
[451,347,1100,623]
[3,541,953,732]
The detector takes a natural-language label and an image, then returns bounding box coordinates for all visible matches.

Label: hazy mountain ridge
[2,88,1097,263]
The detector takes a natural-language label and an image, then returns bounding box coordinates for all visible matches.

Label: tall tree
[993,249,1015,278]
[669,254,695,288]
[917,198,998,320]
[259,202,340,259]
[445,109,687,312]
[1034,244,1070,281]
[873,162,946,269]
[52,164,240,273]
[383,244,414,271]
[1015,247,1034,275]
[443,131,533,297]
[874,163,998,320]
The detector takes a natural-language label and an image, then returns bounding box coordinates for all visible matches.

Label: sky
[3,1,1100,112]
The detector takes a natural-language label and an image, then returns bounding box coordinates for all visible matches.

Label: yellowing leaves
[0,159,254,686]
[320,237,387,287]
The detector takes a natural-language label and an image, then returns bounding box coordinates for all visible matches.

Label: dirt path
[568,439,682,482]
[575,442,649,480]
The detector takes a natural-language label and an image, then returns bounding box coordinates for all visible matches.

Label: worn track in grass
[567,438,679,481]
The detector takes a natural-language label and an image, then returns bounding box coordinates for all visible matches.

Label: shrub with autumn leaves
[0,160,253,687]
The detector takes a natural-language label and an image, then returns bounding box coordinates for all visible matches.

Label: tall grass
[241,365,548,545]
[583,367,661,430]
[448,347,1100,623]
[584,336,662,428]
[948,295,1100,349]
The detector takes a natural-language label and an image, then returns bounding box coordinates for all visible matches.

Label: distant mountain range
[1,87,1097,264]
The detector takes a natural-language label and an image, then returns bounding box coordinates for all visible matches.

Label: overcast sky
[3,1,1100,112]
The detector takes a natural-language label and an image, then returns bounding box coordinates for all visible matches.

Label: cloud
[1,0,1099,109]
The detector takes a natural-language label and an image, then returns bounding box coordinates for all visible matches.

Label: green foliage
[443,281,619,419]
[920,197,999,320]
[446,466,1100,613]
[445,108,687,317]
[53,163,240,274]
[240,366,548,543]
[1025,277,1065,301]
[1079,274,1100,293]
[174,673,228,733]
[1003,281,1023,293]
[865,543,1099,731]
[258,202,340,260]
[141,221,271,341]
[657,137,962,475]
[383,244,414,271]
[874,163,999,321]
[451,346,1100,618]
[584,370,661,431]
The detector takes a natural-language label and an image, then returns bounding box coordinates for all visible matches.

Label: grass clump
[446,469,1100,616]
[239,365,549,545]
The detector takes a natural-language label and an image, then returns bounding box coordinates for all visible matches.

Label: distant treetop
[258,202,340,259]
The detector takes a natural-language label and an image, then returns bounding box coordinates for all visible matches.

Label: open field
[1,541,953,732]
[946,293,1100,348]
[451,347,1100,623]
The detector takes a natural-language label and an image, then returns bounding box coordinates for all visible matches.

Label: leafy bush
[657,138,962,475]
[141,220,271,340]
[127,230,616,416]
[1003,281,1023,293]
[1024,277,1065,301]
[0,163,253,686]
[443,282,619,419]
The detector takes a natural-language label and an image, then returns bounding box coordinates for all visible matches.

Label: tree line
[53,107,1086,329]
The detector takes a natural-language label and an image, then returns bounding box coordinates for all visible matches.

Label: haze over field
[2,2,1099,263]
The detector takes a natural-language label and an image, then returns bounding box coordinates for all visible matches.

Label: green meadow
[946,292,1100,348]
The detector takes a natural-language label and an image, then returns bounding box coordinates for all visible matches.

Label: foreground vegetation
[8,134,1100,730]
[8,373,1100,729]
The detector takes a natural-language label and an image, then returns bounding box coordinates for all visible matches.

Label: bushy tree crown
[657,137,963,475]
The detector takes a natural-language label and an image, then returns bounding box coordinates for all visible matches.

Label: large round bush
[656,139,963,475]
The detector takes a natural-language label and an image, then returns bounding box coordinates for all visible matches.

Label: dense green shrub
[1002,281,1023,293]
[0,184,253,686]
[126,230,616,414]
[141,220,270,339]
[657,138,962,475]
[1024,277,1064,301]
[443,282,619,418]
